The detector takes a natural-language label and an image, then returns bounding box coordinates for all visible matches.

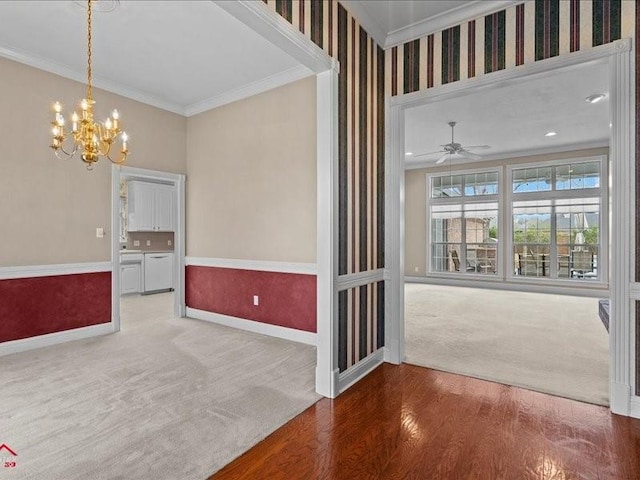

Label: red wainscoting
[0,272,111,343]
[186,266,317,333]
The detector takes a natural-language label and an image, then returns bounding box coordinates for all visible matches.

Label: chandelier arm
[53,144,78,160]
[105,151,128,165]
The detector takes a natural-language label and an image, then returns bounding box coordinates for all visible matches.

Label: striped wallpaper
[387,0,634,96]
[263,0,385,373]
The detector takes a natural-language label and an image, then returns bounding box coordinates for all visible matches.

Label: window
[429,171,499,276]
[510,160,605,282]
[426,156,607,285]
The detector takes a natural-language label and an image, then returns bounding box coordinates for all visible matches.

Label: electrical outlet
[168,240,172,246]
[146,240,151,246]
[414,267,419,272]
[133,240,140,247]
[253,295,259,306]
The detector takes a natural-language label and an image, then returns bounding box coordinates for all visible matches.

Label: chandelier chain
[87,0,92,100]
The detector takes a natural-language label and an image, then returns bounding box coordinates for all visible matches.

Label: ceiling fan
[412,121,490,163]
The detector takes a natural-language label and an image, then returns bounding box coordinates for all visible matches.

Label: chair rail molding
[387,38,636,418]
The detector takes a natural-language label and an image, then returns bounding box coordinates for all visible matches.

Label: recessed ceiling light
[544,131,557,137]
[405,152,413,156]
[585,93,607,104]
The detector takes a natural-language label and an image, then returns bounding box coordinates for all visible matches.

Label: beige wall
[186,76,317,263]
[405,147,609,276]
[0,57,187,267]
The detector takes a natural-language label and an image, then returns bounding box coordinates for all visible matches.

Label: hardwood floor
[208,363,640,480]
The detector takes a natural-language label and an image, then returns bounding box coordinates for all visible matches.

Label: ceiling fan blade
[412,149,446,158]
[457,149,482,160]
[435,153,450,164]
[463,145,491,150]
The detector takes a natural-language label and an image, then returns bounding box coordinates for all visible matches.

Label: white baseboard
[629,396,640,419]
[338,348,384,394]
[186,307,317,346]
[185,257,317,275]
[0,323,115,357]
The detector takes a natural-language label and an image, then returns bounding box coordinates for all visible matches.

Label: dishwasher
[143,252,174,294]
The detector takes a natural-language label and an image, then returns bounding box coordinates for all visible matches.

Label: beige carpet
[0,293,320,480]
[404,283,609,406]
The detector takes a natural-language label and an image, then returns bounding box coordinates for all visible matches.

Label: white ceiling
[404,61,610,169]
[342,0,517,47]
[0,1,311,116]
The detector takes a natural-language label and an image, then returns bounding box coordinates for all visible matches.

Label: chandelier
[50,0,129,170]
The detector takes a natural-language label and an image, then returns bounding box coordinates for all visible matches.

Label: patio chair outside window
[570,250,595,278]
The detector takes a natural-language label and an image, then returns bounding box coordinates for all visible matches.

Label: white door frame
[386,38,637,417]
[211,1,340,397]
[111,166,186,330]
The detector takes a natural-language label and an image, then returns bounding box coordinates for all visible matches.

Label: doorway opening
[111,166,186,332]
[386,39,634,415]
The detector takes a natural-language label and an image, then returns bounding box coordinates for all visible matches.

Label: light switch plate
[96,227,104,238]
[253,295,259,306]
[168,240,172,246]
[133,240,140,247]
[146,240,151,246]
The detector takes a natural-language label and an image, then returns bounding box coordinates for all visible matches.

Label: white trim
[630,283,640,300]
[184,65,313,116]
[392,39,632,110]
[0,323,114,357]
[388,38,635,417]
[384,1,520,49]
[630,396,640,419]
[384,94,405,365]
[405,141,610,171]
[405,276,609,298]
[337,269,385,291]
[337,348,384,393]
[0,262,111,280]
[186,307,317,346]
[185,257,318,275]
[608,40,635,415]
[212,0,338,75]
[315,69,340,398]
[0,42,186,115]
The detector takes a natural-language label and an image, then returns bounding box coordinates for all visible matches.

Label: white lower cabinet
[120,263,141,295]
[144,252,173,293]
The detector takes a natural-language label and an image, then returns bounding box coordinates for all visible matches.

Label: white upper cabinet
[128,181,175,232]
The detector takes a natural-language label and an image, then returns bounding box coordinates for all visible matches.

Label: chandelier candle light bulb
[49,0,129,170]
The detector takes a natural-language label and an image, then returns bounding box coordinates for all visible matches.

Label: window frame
[426,166,503,278]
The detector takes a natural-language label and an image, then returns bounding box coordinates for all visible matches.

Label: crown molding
[184,65,313,117]
[338,1,387,47]
[0,42,186,115]
[385,0,521,49]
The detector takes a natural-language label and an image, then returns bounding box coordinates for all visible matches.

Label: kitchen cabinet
[120,264,141,295]
[120,252,143,295]
[144,252,173,293]
[128,181,175,232]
